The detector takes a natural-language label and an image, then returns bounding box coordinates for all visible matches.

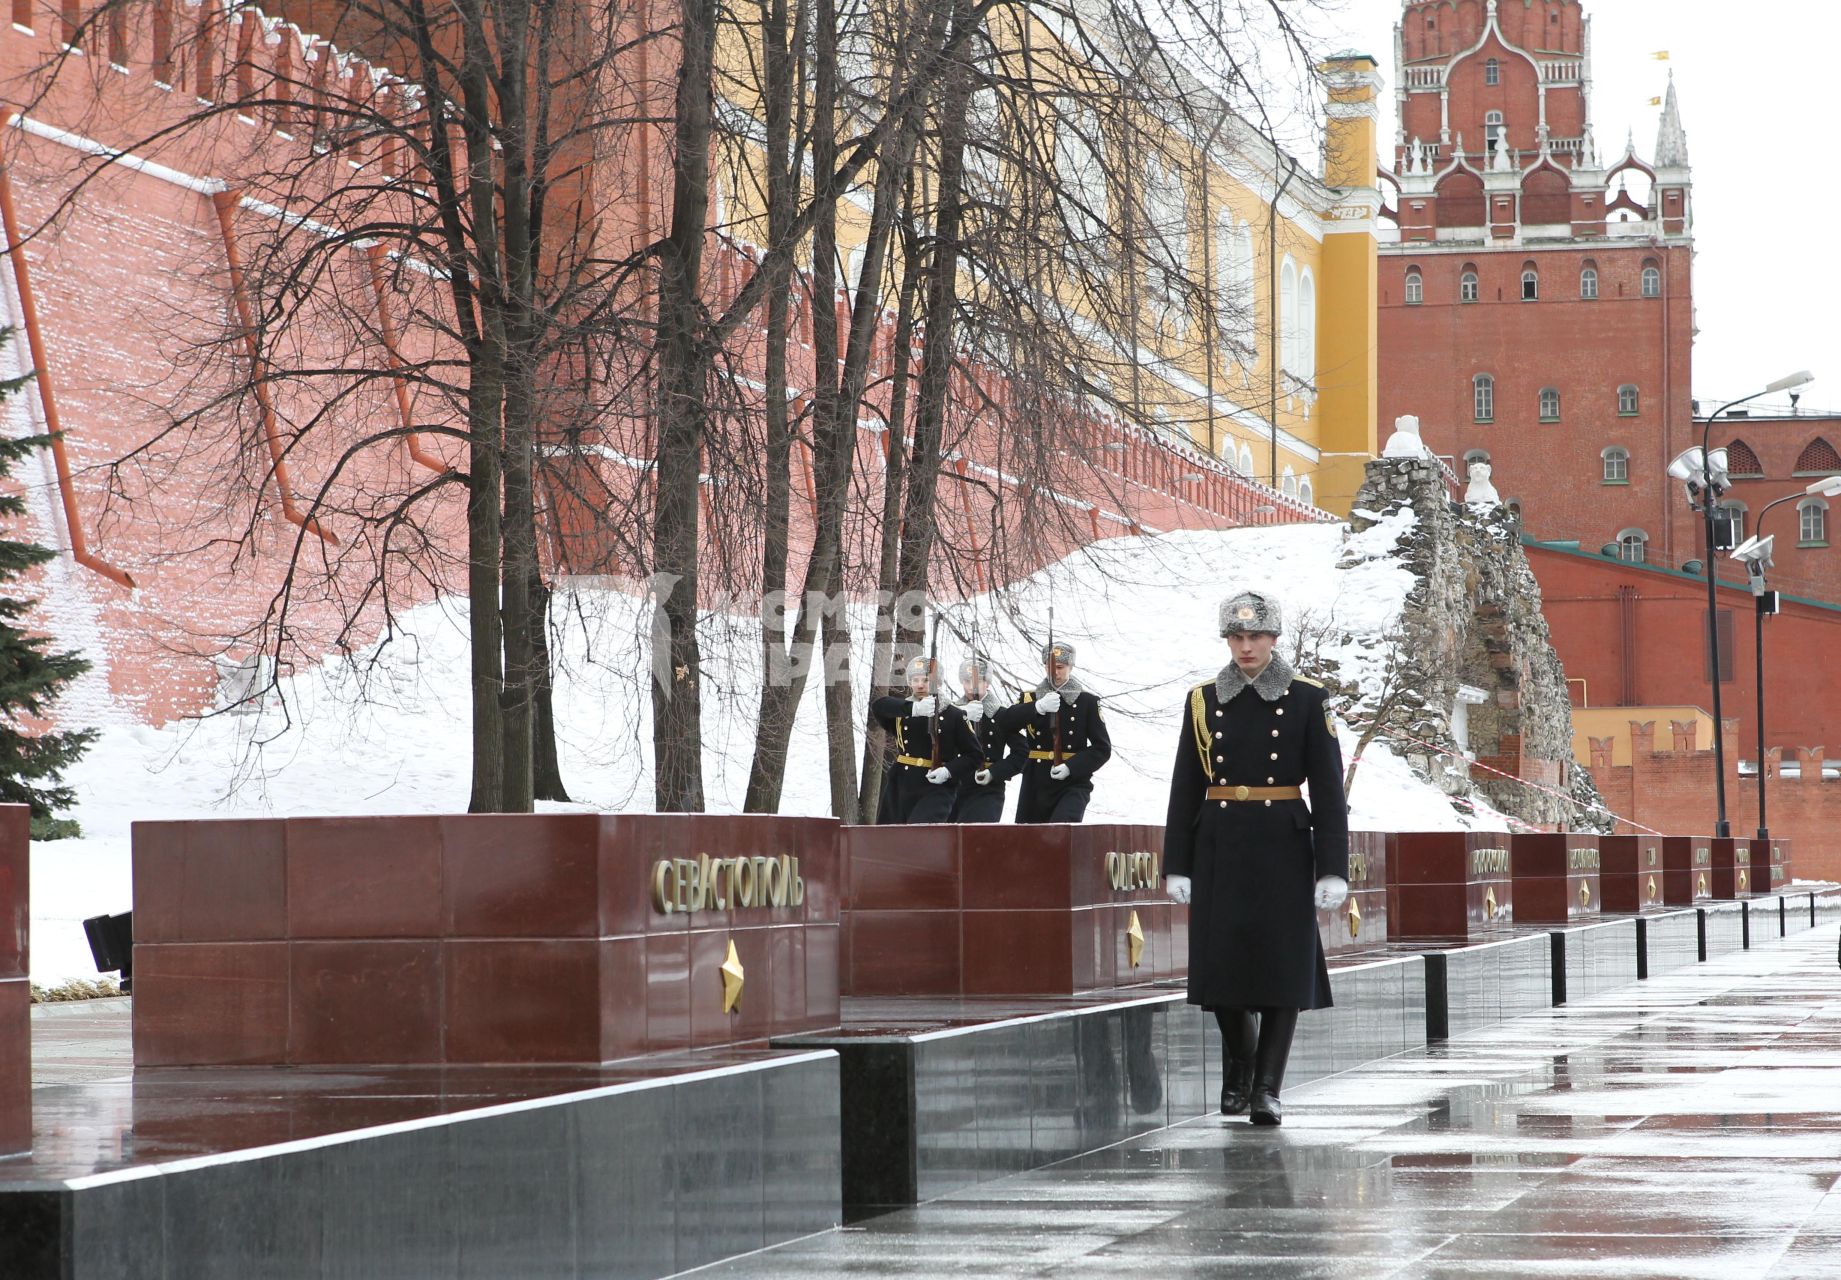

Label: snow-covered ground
[29,519,1513,984]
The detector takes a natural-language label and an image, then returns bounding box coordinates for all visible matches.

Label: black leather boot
[1249,1007,1299,1126]
[1214,1008,1256,1115]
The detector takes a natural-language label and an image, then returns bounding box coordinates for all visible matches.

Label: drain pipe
[366,244,448,475]
[1266,146,1300,488]
[0,130,135,589]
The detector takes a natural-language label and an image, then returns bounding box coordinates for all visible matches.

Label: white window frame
[1405,270,1423,305]
[1618,384,1640,415]
[1602,446,1629,483]
[1580,265,1598,299]
[1279,258,1299,373]
[1617,529,1648,563]
[1642,264,1662,297]
[1539,387,1561,421]
[1521,267,1538,301]
[1799,498,1829,545]
[1473,374,1495,423]
[1460,270,1480,303]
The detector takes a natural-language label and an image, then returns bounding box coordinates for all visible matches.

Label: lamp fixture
[1764,370,1815,394]
[1667,446,1705,483]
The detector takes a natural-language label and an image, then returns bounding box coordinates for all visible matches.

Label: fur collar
[1033,676,1086,700]
[1216,652,1295,704]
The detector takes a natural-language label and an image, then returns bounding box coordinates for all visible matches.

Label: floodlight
[1730,533,1774,571]
[1764,370,1815,394]
[1705,447,1732,490]
[1667,447,1706,483]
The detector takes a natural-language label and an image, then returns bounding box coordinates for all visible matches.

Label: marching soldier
[1161,590,1348,1127]
[947,657,1022,823]
[997,642,1110,824]
[871,655,966,824]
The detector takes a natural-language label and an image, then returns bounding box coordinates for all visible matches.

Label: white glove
[1035,691,1062,715]
[963,701,985,723]
[926,767,952,785]
[974,768,993,785]
[1314,875,1349,910]
[1049,763,1071,781]
[910,696,936,717]
[1166,874,1192,905]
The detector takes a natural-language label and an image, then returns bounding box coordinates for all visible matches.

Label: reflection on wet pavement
[701,927,1841,1278]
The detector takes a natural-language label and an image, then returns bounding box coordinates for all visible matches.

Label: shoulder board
[1021,691,1035,703]
[1291,675,1325,689]
[1190,681,1213,700]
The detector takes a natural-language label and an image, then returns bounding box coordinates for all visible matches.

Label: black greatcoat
[997,689,1111,823]
[871,696,970,824]
[1162,670,1348,1010]
[945,704,1024,822]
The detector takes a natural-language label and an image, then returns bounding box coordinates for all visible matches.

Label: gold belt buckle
[1234,785,1250,801]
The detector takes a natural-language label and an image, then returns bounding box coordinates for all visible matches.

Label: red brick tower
[1379,0,1696,570]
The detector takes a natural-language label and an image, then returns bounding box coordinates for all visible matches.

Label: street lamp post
[1672,371,1814,839]
[1732,473,1841,843]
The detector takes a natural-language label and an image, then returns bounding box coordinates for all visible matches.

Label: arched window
[1297,269,1317,379]
[1641,261,1662,297]
[1521,262,1539,301]
[1800,498,1830,546]
[1239,443,1255,475]
[1464,448,1492,469]
[1580,262,1599,300]
[1617,528,1648,564]
[1279,258,1298,372]
[1460,268,1480,303]
[1795,437,1841,475]
[1539,387,1561,421]
[1473,374,1495,423]
[1715,501,1747,548]
[1405,268,1423,305]
[1485,57,1500,86]
[1725,439,1763,478]
[1214,212,1256,353]
[1298,477,1314,507]
[1618,384,1640,415]
[1602,446,1629,483]
[1485,109,1505,155]
[1055,99,1108,261]
[1281,467,1298,498]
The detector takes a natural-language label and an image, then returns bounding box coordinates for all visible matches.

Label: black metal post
[1754,592,1769,842]
[1699,491,1730,838]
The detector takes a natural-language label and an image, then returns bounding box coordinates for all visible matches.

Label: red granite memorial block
[1707,837,1758,900]
[1321,831,1388,954]
[1385,831,1514,939]
[1660,836,1714,906]
[0,804,27,1157]
[1764,839,1792,892]
[1598,835,1667,913]
[131,814,841,1067]
[841,823,1178,997]
[1509,833,1603,924]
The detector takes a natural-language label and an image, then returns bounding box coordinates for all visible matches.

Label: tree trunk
[650,0,717,813]
[742,0,800,814]
[466,363,506,813]
[530,566,571,802]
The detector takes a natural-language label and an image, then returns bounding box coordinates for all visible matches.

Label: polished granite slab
[1702,900,1747,960]
[1640,908,1703,980]
[4,1025,841,1280]
[1419,929,1551,1040]
[0,804,28,1157]
[1550,917,1638,1005]
[781,951,1427,1218]
[695,925,1841,1278]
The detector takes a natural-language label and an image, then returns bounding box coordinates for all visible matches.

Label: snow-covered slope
[29,520,1512,983]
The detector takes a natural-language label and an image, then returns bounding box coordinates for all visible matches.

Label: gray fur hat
[1219,590,1283,636]
[904,655,934,680]
[1042,641,1076,667]
[959,656,989,682]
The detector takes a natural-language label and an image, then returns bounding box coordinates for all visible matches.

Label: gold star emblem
[1579,881,1591,909]
[1484,886,1498,920]
[719,939,745,1014]
[1738,869,1748,892]
[1647,875,1658,903]
[1126,910,1145,968]
[1347,896,1362,939]
[1237,606,1256,620]
[1697,872,1708,898]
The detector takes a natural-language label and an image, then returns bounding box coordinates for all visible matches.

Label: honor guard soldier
[997,642,1111,824]
[946,657,1023,823]
[871,655,967,824]
[1161,591,1348,1126]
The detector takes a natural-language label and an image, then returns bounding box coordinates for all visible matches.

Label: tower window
[1602,447,1629,484]
[1642,263,1662,297]
[1618,384,1640,416]
[1801,499,1829,546]
[1617,529,1648,563]
[1405,269,1423,305]
[1473,373,1495,423]
[1580,265,1599,299]
[1460,270,1480,303]
[1521,267,1539,301]
[1539,388,1561,421]
[1485,58,1500,86]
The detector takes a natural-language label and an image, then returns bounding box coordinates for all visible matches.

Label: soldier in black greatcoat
[946,657,1023,823]
[871,655,967,824]
[996,642,1111,823]
[1162,591,1349,1126]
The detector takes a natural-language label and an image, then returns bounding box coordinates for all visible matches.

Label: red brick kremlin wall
[0,0,1326,726]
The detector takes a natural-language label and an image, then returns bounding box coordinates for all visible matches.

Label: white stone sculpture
[1465,460,1502,507]
[1382,414,1430,459]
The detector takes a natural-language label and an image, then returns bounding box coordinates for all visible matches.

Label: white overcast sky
[1317,0,1840,412]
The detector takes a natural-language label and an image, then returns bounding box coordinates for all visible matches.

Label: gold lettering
[1348,852,1369,884]
[1568,849,1601,872]
[674,858,697,912]
[734,856,757,907]
[1471,847,1508,876]
[652,861,676,914]
[1106,851,1123,890]
[791,859,805,906]
[650,854,807,915]
[697,853,715,911]
[765,855,787,907]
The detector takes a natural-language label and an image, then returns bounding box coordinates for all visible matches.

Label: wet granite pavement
[699,925,1841,1278]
